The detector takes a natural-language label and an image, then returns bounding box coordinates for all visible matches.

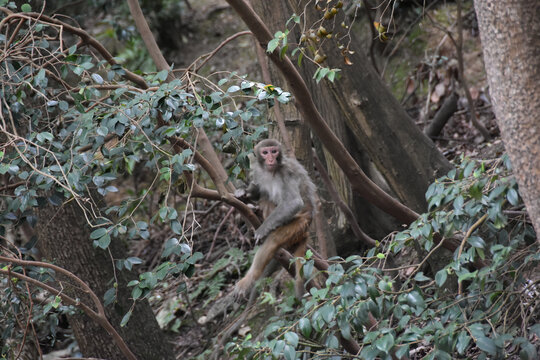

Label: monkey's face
[259,145,280,172]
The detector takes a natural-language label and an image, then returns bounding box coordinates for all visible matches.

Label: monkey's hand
[254,226,269,244]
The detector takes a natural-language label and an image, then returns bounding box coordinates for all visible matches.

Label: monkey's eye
[262,150,268,155]
[271,150,278,154]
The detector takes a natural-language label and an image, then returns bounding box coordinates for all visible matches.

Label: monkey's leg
[236,215,309,296]
[236,231,284,295]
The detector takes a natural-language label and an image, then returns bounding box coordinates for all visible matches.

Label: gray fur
[250,140,317,241]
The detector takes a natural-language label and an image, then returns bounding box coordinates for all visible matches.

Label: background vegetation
[0,0,538,359]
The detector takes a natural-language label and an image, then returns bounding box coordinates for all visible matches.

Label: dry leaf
[469,86,479,100]
[405,77,416,94]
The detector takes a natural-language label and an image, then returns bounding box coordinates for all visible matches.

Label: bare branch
[0,257,137,360]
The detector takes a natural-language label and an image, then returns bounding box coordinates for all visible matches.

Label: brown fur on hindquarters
[235,209,311,298]
[235,139,317,300]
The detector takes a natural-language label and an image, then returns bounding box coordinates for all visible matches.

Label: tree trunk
[475,0,540,240]
[35,197,175,359]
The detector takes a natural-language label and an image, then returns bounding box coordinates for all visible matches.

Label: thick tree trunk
[249,0,452,214]
[475,0,540,240]
[36,197,175,359]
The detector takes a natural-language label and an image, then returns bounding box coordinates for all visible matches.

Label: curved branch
[125,0,171,80]
[225,0,420,225]
[0,259,137,360]
[184,172,261,228]
[0,8,148,89]
[0,256,104,315]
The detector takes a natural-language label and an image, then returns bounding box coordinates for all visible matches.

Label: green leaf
[103,287,116,306]
[97,125,108,136]
[124,257,143,270]
[519,341,537,360]
[52,295,61,309]
[132,286,143,300]
[272,340,285,357]
[36,131,54,142]
[96,233,111,249]
[320,303,335,323]
[378,280,392,291]
[155,69,169,82]
[159,206,168,221]
[530,324,540,337]
[453,195,464,212]
[227,85,241,93]
[120,310,132,327]
[414,272,431,282]
[90,228,107,239]
[475,335,497,355]
[395,344,409,358]
[297,52,304,67]
[467,236,486,249]
[506,188,519,205]
[59,100,69,111]
[457,270,478,283]
[326,334,339,348]
[406,291,425,308]
[463,160,476,177]
[267,38,279,53]
[280,44,288,59]
[456,330,470,354]
[91,73,104,84]
[284,332,298,348]
[277,92,291,103]
[283,345,296,360]
[171,220,182,235]
[21,3,31,12]
[360,345,381,360]
[68,44,77,55]
[162,238,180,257]
[434,350,452,360]
[375,333,394,353]
[435,269,448,287]
[298,318,312,338]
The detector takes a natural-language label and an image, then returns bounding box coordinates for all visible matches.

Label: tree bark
[36,197,175,360]
[475,0,540,240]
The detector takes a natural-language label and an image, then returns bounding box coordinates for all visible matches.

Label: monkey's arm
[245,182,261,201]
[254,188,303,241]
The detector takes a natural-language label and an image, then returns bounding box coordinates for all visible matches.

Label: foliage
[265,4,346,83]
[155,247,249,332]
[227,157,539,359]
[0,4,289,353]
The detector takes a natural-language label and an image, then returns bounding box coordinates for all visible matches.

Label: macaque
[235,139,317,299]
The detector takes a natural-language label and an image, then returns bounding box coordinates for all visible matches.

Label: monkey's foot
[233,276,252,301]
